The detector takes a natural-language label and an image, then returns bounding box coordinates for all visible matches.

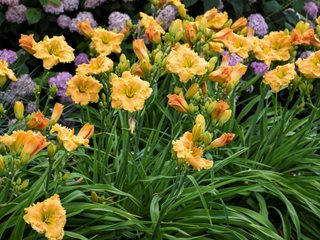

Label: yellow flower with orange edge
[66,75,103,106]
[24,194,66,240]
[296,50,320,79]
[263,63,297,93]
[166,44,208,83]
[202,8,228,30]
[0,130,49,164]
[172,131,213,171]
[90,27,124,56]
[140,12,165,43]
[50,123,94,152]
[76,55,114,76]
[291,21,320,47]
[32,35,75,70]
[110,71,152,112]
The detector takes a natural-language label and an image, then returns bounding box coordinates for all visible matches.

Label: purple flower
[48,72,72,103]
[43,3,64,15]
[299,50,313,59]
[222,51,243,66]
[69,11,97,34]
[250,61,269,75]
[108,11,131,33]
[26,101,37,114]
[0,74,36,106]
[0,49,17,64]
[0,0,19,6]
[156,5,178,30]
[304,1,318,19]
[62,0,79,11]
[57,15,71,29]
[84,0,107,9]
[5,4,27,24]
[248,13,268,37]
[74,53,89,66]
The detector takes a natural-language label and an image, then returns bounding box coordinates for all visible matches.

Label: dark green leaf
[26,8,42,25]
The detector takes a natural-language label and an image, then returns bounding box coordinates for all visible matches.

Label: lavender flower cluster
[0,49,17,64]
[0,74,36,106]
[303,1,319,19]
[248,13,268,37]
[48,72,73,103]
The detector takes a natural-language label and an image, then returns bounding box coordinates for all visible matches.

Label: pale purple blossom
[49,72,72,103]
[108,11,131,33]
[0,0,19,6]
[0,74,36,106]
[43,3,64,15]
[248,13,268,37]
[84,0,107,9]
[156,5,178,30]
[0,49,17,64]
[250,61,269,75]
[57,15,71,29]
[69,11,97,34]
[74,53,89,66]
[5,4,27,24]
[304,1,318,18]
[222,51,243,66]
[62,0,79,11]
[26,101,37,114]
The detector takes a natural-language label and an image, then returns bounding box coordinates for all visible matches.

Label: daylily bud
[209,133,235,148]
[129,117,136,135]
[201,81,207,95]
[19,34,36,55]
[231,17,247,31]
[188,103,199,114]
[47,142,57,159]
[208,57,218,72]
[26,111,50,130]
[195,114,205,130]
[0,103,5,117]
[174,87,183,94]
[133,39,149,62]
[21,179,29,189]
[77,18,93,38]
[202,132,213,145]
[78,123,95,140]
[154,51,164,65]
[167,92,189,113]
[185,83,199,99]
[49,83,58,95]
[14,101,24,120]
[50,103,63,124]
[218,109,232,125]
[0,155,5,174]
[0,76,7,88]
[91,192,99,202]
[169,19,183,36]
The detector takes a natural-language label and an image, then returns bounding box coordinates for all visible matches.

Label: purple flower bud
[250,61,269,75]
[248,13,268,37]
[0,49,17,64]
[304,1,318,19]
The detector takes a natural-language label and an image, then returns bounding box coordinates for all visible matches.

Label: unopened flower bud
[174,87,183,94]
[0,76,7,88]
[218,109,232,125]
[129,117,136,135]
[21,179,29,189]
[47,143,57,159]
[14,101,24,120]
[50,103,63,124]
[185,83,199,99]
[154,51,164,65]
[0,155,6,174]
[91,191,99,202]
[0,103,5,117]
[202,132,213,145]
[208,57,218,72]
[49,83,58,95]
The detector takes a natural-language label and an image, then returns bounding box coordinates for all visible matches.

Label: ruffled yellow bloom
[76,55,114,76]
[24,194,66,240]
[90,27,124,55]
[50,123,94,151]
[0,60,16,81]
[26,111,50,130]
[167,92,189,113]
[0,130,49,164]
[291,21,320,47]
[218,31,252,58]
[32,36,75,70]
[166,44,208,83]
[110,71,152,112]
[253,31,292,66]
[140,12,165,43]
[296,50,320,79]
[263,63,297,93]
[172,131,213,171]
[66,75,103,106]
